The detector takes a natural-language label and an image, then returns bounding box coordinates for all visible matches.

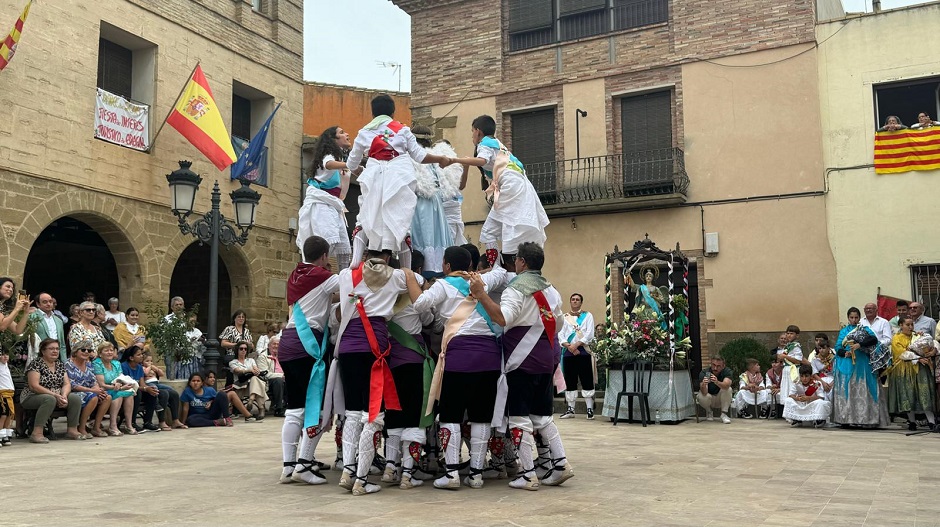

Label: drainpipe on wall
[872,0,882,12]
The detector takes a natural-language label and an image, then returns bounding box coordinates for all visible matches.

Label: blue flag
[230,102,281,185]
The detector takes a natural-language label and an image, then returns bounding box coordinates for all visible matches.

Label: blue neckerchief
[568,312,587,343]
[308,170,340,190]
[479,136,524,179]
[442,276,497,334]
[293,302,330,428]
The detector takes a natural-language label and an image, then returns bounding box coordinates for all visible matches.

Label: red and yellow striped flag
[0,0,31,72]
[166,65,238,171]
[874,128,940,174]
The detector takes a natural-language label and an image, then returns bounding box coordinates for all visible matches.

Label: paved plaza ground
[5,416,940,527]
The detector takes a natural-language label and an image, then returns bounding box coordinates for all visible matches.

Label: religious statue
[626,264,668,329]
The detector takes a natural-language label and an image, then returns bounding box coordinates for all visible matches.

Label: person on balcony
[440,115,550,267]
[877,115,906,132]
[911,112,940,129]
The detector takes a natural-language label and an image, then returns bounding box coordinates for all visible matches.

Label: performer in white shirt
[345,95,450,269]
[557,294,596,420]
[406,246,508,490]
[470,242,574,491]
[297,126,353,270]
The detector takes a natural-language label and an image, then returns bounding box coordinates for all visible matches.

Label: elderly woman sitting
[67,338,112,438]
[20,338,84,442]
[229,343,267,419]
[92,341,136,436]
[256,335,286,417]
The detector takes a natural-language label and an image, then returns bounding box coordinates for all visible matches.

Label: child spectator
[734,358,769,419]
[0,350,14,445]
[777,325,804,403]
[809,342,835,400]
[180,372,233,427]
[142,352,185,430]
[764,356,785,418]
[783,364,831,427]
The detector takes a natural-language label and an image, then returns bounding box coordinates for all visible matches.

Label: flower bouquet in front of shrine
[591,323,631,369]
[622,305,671,367]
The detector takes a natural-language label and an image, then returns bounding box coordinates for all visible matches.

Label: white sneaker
[400,473,424,489]
[463,473,484,489]
[559,407,575,419]
[720,414,731,424]
[433,471,461,490]
[338,470,354,490]
[381,465,400,484]
[542,463,574,486]
[352,479,382,496]
[291,464,327,485]
[508,473,540,491]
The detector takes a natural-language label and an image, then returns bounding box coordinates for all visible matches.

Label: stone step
[552,391,605,414]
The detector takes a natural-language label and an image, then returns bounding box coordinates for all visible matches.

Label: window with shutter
[620,91,673,192]
[231,94,252,142]
[511,108,557,202]
[96,39,133,100]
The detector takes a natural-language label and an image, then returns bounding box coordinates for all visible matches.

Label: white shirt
[390,275,434,335]
[860,316,893,349]
[0,362,13,390]
[412,267,508,336]
[286,274,340,333]
[338,267,407,322]
[40,311,58,340]
[229,357,257,373]
[346,122,427,171]
[500,285,563,330]
[558,311,595,346]
[104,310,126,332]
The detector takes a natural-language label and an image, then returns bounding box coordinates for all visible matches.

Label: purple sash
[444,334,500,373]
[503,325,556,375]
[338,317,389,355]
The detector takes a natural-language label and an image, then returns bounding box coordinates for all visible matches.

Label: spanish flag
[0,0,31,72]
[166,65,238,171]
[874,128,940,174]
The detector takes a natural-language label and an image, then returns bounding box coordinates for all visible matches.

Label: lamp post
[165,160,261,377]
[575,108,588,159]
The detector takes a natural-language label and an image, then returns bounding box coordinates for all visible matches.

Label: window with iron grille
[97,39,133,100]
[508,0,668,51]
[911,264,940,321]
[620,90,674,193]
[510,108,557,201]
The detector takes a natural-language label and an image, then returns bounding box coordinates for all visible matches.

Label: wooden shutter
[620,91,672,187]
[511,109,557,197]
[508,0,554,32]
[231,94,252,141]
[96,39,133,99]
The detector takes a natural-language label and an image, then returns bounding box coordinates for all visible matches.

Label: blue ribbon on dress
[443,276,497,334]
[639,284,667,330]
[479,136,525,179]
[308,170,340,190]
[293,302,330,428]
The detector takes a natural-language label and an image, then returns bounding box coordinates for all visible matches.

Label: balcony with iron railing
[524,147,689,216]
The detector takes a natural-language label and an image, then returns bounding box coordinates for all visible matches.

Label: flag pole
[147,61,200,153]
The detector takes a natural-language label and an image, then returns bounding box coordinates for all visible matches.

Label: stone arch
[10,191,150,307]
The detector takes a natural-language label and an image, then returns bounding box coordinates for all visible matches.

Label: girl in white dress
[297,126,352,269]
[783,364,831,427]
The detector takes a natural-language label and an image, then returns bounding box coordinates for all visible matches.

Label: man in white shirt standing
[557,294,596,420]
[860,302,893,350]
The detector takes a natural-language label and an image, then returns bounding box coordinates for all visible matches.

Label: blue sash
[479,136,525,179]
[308,170,340,190]
[443,276,497,334]
[639,284,667,330]
[293,302,330,429]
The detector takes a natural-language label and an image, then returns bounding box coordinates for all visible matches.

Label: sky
[303,0,412,92]
[302,0,932,92]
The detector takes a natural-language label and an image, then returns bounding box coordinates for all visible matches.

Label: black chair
[613,360,654,427]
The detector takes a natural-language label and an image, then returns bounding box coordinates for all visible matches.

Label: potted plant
[142,300,200,379]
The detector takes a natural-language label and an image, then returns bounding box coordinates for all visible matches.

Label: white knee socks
[342,411,364,474]
[537,420,567,468]
[356,413,385,479]
[281,409,303,474]
[564,391,577,408]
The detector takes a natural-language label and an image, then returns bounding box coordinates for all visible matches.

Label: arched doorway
[170,242,232,335]
[23,216,120,308]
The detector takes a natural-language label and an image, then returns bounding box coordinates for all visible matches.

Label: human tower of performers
[281,94,575,495]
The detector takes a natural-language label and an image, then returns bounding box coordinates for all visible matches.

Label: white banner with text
[94,88,150,151]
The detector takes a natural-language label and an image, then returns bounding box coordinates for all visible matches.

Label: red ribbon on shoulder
[351,263,400,422]
[532,290,556,347]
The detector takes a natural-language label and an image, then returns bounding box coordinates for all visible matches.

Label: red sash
[803,383,817,397]
[532,290,556,346]
[367,120,404,160]
[351,263,401,422]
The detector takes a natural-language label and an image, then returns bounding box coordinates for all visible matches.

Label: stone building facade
[0,0,304,335]
[394,0,842,365]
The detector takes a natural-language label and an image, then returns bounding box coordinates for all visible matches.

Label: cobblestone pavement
[5,416,939,527]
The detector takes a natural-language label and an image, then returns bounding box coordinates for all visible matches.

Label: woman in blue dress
[833,307,890,428]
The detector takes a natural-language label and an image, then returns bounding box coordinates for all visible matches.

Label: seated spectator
[204,370,257,422]
[697,356,733,424]
[878,115,907,131]
[92,341,136,436]
[94,303,119,350]
[911,112,940,129]
[770,332,787,360]
[734,358,769,419]
[103,297,125,332]
[809,342,835,399]
[594,323,606,337]
[783,364,831,427]
[112,307,148,353]
[764,356,785,418]
[142,352,185,430]
[121,344,160,433]
[180,372,234,427]
[813,333,829,349]
[20,338,84,442]
[69,301,106,354]
[66,338,112,438]
[255,322,278,365]
[256,335,286,417]
[229,343,267,419]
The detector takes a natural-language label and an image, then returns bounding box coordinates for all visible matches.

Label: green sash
[387,321,435,429]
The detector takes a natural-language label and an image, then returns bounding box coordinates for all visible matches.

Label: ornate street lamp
[165,160,261,378]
